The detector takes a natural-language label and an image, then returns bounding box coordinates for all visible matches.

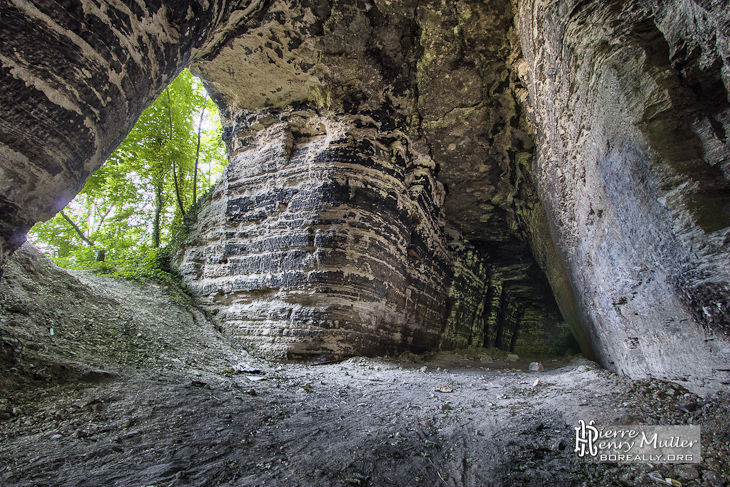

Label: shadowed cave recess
[0,0,729,391]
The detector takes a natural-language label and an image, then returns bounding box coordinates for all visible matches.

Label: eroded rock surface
[174,107,570,359]
[517,0,730,386]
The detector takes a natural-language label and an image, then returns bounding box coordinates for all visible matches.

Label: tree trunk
[167,88,186,217]
[192,96,207,204]
[152,180,163,248]
[60,210,94,247]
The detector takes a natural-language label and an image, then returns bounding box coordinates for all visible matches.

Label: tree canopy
[30,69,227,270]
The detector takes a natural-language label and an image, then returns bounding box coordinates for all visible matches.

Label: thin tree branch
[95,206,113,234]
[60,210,94,247]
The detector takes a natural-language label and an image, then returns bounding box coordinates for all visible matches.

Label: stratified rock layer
[518,0,730,387]
[176,109,450,359]
[1,1,727,386]
[172,0,574,360]
[174,107,571,359]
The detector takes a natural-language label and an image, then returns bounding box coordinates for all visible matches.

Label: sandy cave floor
[0,255,729,487]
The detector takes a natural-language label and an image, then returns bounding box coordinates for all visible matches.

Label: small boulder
[528,362,544,372]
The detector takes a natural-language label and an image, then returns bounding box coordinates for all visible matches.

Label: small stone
[440,403,453,411]
[618,414,637,425]
[675,465,698,480]
[528,362,544,372]
[233,363,262,374]
[419,366,427,373]
[702,470,723,487]
[675,403,698,413]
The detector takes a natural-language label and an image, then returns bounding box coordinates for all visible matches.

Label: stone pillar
[175,108,451,360]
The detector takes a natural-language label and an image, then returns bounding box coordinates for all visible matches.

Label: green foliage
[109,248,174,282]
[30,69,227,277]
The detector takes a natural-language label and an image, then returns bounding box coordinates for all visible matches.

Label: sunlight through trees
[30,70,227,268]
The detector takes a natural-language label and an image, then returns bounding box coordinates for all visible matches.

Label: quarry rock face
[173,106,571,359]
[171,0,573,359]
[517,0,730,386]
[0,1,729,384]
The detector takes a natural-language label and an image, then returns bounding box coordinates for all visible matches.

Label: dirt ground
[1,246,729,487]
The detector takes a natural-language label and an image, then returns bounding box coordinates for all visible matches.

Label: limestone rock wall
[172,0,574,360]
[175,109,452,359]
[518,0,730,387]
[174,105,573,360]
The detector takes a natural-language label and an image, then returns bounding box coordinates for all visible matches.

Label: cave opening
[3,1,730,485]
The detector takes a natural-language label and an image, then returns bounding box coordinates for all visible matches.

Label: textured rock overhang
[171,0,575,360]
[0,0,728,387]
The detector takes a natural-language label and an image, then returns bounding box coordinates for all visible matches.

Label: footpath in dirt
[0,245,729,487]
